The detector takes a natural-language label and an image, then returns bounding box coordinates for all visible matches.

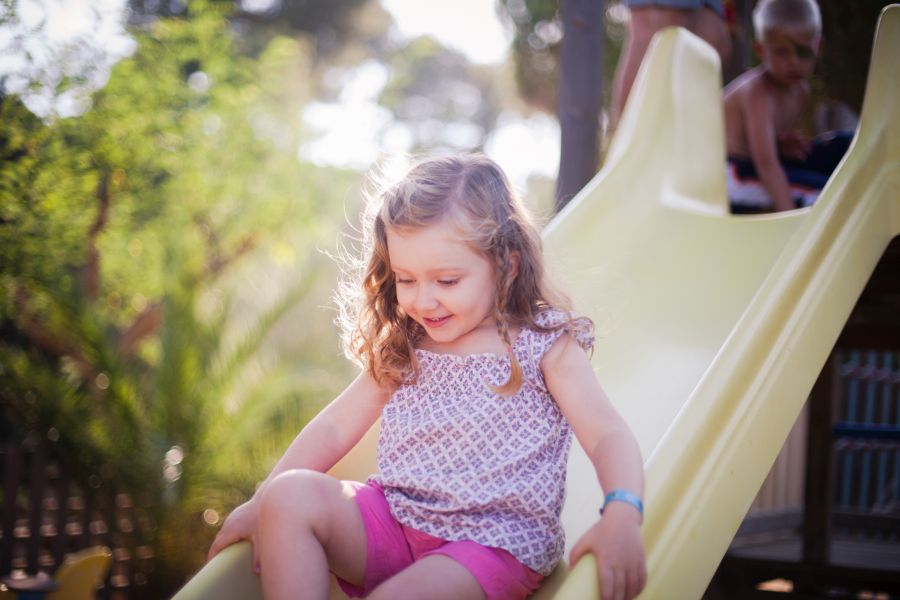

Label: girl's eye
[438,279,459,286]
[395,277,414,285]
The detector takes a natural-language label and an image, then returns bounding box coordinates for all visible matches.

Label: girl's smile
[423,315,451,328]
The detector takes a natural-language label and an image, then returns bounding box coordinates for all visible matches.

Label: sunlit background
[1,0,887,597]
[0,1,630,595]
[0,0,603,195]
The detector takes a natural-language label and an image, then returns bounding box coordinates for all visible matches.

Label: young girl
[207,154,647,600]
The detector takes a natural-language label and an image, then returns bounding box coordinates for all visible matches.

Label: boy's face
[756,28,821,86]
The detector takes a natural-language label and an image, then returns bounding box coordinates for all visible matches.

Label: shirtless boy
[724,0,841,212]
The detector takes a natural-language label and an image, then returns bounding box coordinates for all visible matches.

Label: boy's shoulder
[725,66,811,129]
[724,66,771,105]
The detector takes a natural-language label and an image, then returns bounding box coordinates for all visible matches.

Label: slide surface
[173,6,900,599]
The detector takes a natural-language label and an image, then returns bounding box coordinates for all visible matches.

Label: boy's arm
[543,337,646,600]
[742,86,796,211]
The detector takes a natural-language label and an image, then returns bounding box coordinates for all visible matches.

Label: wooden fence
[709,238,900,597]
[747,348,900,536]
[1,430,155,599]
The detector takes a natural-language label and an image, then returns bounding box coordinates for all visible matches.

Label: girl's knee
[258,469,335,521]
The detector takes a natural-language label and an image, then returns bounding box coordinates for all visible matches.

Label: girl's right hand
[207,497,262,573]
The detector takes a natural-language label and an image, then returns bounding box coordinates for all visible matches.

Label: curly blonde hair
[336,153,590,394]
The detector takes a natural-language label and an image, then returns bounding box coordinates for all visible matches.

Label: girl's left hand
[569,506,646,600]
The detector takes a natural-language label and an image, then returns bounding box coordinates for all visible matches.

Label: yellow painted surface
[173,6,900,599]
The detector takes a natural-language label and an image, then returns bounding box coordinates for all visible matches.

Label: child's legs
[612,3,728,124]
[802,131,854,175]
[368,555,486,600]
[779,163,829,191]
[256,470,367,600]
[369,535,544,600]
[333,482,418,597]
[686,5,731,62]
[612,6,675,123]
[322,481,544,599]
[773,131,853,208]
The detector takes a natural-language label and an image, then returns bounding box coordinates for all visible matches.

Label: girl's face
[387,219,497,347]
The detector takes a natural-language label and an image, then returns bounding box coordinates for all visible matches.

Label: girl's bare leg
[368,555,486,600]
[256,470,368,600]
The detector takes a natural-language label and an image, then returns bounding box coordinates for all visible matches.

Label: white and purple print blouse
[371,310,594,575]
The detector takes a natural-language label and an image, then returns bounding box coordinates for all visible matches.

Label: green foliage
[378,36,502,153]
[1,2,359,594]
[499,0,563,111]
[497,0,627,113]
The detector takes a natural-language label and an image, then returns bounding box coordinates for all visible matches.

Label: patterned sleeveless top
[371,310,594,575]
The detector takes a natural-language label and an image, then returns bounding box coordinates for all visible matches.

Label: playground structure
[173,5,900,599]
[0,546,111,600]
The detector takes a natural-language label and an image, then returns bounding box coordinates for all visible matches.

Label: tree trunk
[555,0,605,212]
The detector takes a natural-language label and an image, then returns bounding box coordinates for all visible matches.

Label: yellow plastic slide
[173,6,899,599]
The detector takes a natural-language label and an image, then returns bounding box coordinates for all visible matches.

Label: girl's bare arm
[207,371,389,562]
[543,335,646,600]
[256,370,389,487]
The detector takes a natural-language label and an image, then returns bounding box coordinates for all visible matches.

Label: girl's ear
[509,250,521,279]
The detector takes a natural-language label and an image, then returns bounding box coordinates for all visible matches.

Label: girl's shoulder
[526,308,594,354]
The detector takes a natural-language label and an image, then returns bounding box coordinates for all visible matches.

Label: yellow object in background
[173,5,899,599]
[46,547,112,600]
[0,547,111,600]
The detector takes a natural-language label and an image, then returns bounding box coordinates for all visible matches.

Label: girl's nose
[413,286,438,312]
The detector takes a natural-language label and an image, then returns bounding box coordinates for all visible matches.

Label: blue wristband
[600,489,644,520]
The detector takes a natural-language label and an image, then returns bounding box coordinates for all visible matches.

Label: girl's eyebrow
[391,266,467,275]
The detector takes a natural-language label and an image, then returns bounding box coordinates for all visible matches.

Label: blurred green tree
[1,1,359,594]
[376,36,503,154]
[497,0,627,210]
[498,0,625,115]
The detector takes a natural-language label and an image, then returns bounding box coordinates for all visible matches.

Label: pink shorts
[334,482,544,600]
